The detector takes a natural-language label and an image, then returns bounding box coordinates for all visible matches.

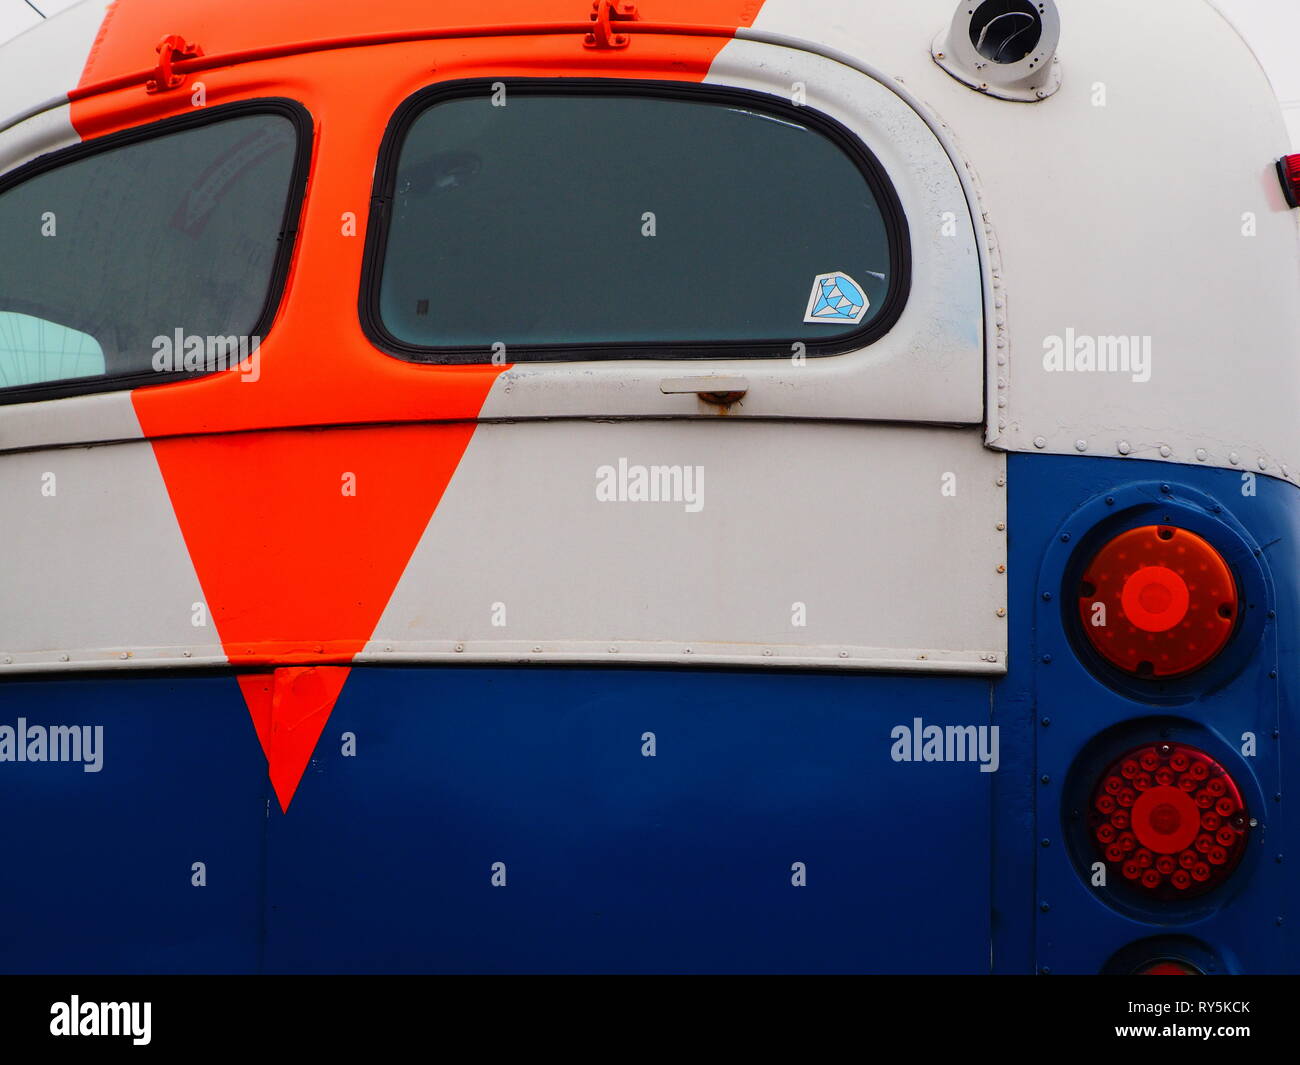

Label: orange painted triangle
[146,423,476,664]
[143,422,481,809]
[240,666,349,811]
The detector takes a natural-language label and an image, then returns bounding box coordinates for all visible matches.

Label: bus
[0,0,1295,975]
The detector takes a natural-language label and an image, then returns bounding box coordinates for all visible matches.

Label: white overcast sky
[1,0,1299,143]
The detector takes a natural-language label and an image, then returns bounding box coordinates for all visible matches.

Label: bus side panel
[0,674,268,974]
[264,667,993,974]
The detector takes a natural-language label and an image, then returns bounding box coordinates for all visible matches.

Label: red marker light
[1077,525,1237,677]
[1090,743,1250,899]
[1279,154,1300,209]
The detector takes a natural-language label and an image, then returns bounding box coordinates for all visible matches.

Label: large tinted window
[0,104,305,399]
[369,82,907,361]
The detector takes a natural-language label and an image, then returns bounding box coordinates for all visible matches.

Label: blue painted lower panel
[0,667,994,974]
[0,675,267,974]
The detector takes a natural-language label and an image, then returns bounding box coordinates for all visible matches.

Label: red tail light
[1090,743,1250,899]
[1137,959,1201,975]
[1279,154,1300,209]
[1077,525,1237,677]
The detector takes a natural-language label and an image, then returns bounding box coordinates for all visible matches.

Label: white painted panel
[0,390,144,450]
[0,438,225,670]
[0,103,79,178]
[0,0,109,141]
[368,420,1007,673]
[749,0,1300,482]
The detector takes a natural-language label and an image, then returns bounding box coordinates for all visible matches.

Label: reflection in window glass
[0,311,104,386]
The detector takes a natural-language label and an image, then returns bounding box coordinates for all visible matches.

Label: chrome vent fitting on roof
[933,0,1061,102]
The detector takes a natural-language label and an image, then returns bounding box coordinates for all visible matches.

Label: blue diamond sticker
[803,271,869,325]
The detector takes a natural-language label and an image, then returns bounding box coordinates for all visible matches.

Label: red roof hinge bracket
[583,1,638,50]
[146,34,204,94]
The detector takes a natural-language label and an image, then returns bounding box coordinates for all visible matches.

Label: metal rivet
[996,522,1006,531]
[1259,458,1268,471]
[1105,496,1115,506]
[1060,533,1070,542]
[1041,838,1051,847]
[609,646,618,653]
[1041,775,1050,784]
[1041,592,1052,601]
[762,649,773,656]
[684,647,693,654]
[1117,441,1131,455]
[119,652,128,660]
[1195,448,1208,461]
[1040,901,1050,912]
[996,564,1006,573]
[59,654,69,662]
[996,608,1007,617]
[1041,717,1051,726]
[454,643,464,653]
[1160,484,1171,494]
[1041,654,1052,664]
[532,646,542,653]
[1159,445,1172,458]
[1230,452,1240,465]
[839,651,849,659]
[1033,436,1047,449]
[1074,439,1087,452]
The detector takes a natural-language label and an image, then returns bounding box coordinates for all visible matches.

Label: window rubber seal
[359,77,911,365]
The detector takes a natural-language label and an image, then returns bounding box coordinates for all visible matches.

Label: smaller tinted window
[0,104,306,400]
[369,82,907,361]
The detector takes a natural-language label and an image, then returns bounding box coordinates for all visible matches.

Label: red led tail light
[1090,743,1250,899]
[1077,525,1237,677]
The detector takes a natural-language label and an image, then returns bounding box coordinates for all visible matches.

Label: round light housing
[1077,525,1237,677]
[1089,743,1250,899]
